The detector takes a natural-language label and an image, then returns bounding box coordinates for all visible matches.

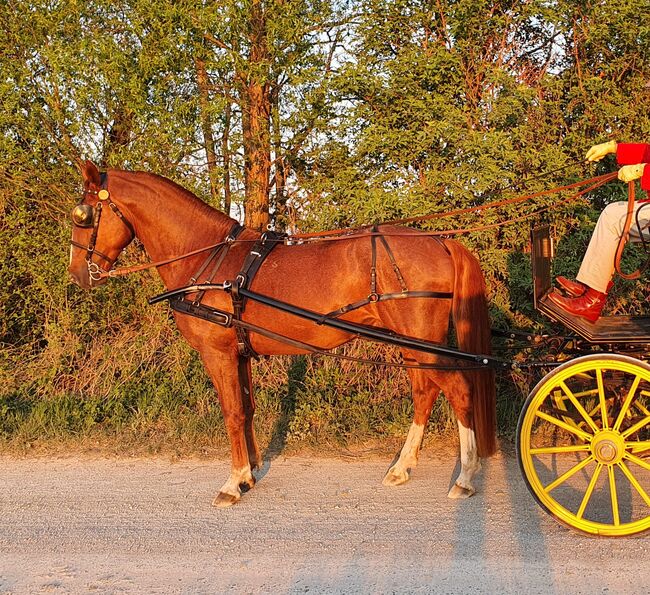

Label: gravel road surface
[0,451,647,594]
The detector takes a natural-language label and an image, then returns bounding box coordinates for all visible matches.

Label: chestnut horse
[68,160,496,507]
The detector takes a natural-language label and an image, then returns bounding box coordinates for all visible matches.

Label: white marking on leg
[213,464,254,507]
[449,420,481,498]
[383,422,425,486]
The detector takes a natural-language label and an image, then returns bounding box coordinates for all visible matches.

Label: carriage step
[539,294,650,344]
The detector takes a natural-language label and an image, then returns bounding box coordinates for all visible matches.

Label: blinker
[71,204,95,228]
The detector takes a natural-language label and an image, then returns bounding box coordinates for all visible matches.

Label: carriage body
[516,226,650,536]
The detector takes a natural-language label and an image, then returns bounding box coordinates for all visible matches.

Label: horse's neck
[113,171,238,287]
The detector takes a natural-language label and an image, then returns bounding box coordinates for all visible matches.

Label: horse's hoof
[382,467,410,487]
[448,482,475,499]
[212,491,240,508]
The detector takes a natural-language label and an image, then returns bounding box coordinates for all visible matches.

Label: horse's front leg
[200,348,256,507]
[238,356,262,471]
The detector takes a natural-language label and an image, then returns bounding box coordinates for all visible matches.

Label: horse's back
[260,225,457,299]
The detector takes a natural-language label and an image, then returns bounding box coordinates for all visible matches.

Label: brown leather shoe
[547,288,607,323]
[556,276,586,297]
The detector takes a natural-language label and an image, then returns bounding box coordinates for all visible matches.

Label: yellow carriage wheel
[517,354,650,536]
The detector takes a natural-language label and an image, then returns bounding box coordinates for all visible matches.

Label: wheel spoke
[536,410,593,441]
[530,444,591,455]
[628,440,650,454]
[544,455,594,493]
[622,415,650,439]
[613,376,641,432]
[608,465,620,526]
[577,462,603,519]
[587,402,601,419]
[551,389,579,430]
[597,368,609,430]
[625,452,650,472]
[573,388,599,399]
[559,381,600,433]
[633,398,650,417]
[617,460,650,507]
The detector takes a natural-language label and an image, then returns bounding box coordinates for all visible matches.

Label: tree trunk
[271,85,288,229]
[222,101,232,216]
[241,0,271,231]
[195,56,221,206]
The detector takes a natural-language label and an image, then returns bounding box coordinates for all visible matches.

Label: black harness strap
[169,228,285,358]
[169,295,232,326]
[324,227,453,320]
[376,231,408,292]
[230,230,286,358]
[322,290,454,320]
[187,223,244,305]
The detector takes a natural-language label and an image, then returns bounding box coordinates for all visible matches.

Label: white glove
[585,140,617,162]
[618,163,646,182]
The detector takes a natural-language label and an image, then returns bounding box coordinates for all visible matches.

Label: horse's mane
[119,170,232,224]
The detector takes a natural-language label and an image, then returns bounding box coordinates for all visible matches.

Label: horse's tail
[447,240,497,457]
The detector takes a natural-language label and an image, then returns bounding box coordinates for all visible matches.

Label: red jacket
[617,143,650,197]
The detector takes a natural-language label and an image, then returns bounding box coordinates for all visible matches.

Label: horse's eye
[71,204,95,228]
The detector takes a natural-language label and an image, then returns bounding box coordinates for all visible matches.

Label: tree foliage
[1,0,649,448]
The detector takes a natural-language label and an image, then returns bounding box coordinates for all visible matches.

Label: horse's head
[68,160,135,289]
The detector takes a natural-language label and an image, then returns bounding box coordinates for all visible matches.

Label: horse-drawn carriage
[521,225,650,536]
[68,161,649,537]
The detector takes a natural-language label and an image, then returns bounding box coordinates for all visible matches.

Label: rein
[290,172,618,239]
[96,172,617,280]
[614,181,648,280]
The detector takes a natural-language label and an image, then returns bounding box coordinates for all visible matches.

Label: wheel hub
[591,430,625,465]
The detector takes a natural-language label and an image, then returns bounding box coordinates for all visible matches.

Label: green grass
[1,336,492,456]
[0,334,534,458]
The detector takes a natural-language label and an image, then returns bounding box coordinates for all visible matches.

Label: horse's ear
[80,159,101,187]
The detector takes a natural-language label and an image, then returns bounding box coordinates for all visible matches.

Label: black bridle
[70,173,135,282]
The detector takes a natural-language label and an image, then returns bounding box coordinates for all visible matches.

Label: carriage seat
[531,225,650,345]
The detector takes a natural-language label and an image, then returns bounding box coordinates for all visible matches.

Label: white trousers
[577,201,650,293]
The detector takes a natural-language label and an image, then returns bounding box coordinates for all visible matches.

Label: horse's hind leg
[433,370,481,499]
[383,365,440,487]
[448,416,481,499]
[200,349,256,507]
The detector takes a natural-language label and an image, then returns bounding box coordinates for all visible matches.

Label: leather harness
[170,227,287,358]
[168,223,453,358]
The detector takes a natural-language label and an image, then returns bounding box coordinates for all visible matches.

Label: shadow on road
[257,355,307,482]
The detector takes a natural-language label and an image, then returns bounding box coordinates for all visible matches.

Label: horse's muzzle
[68,266,106,289]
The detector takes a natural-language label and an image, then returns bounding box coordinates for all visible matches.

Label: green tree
[1,0,649,449]
[195,0,352,229]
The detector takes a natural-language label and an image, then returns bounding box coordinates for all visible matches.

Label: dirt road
[0,451,646,594]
